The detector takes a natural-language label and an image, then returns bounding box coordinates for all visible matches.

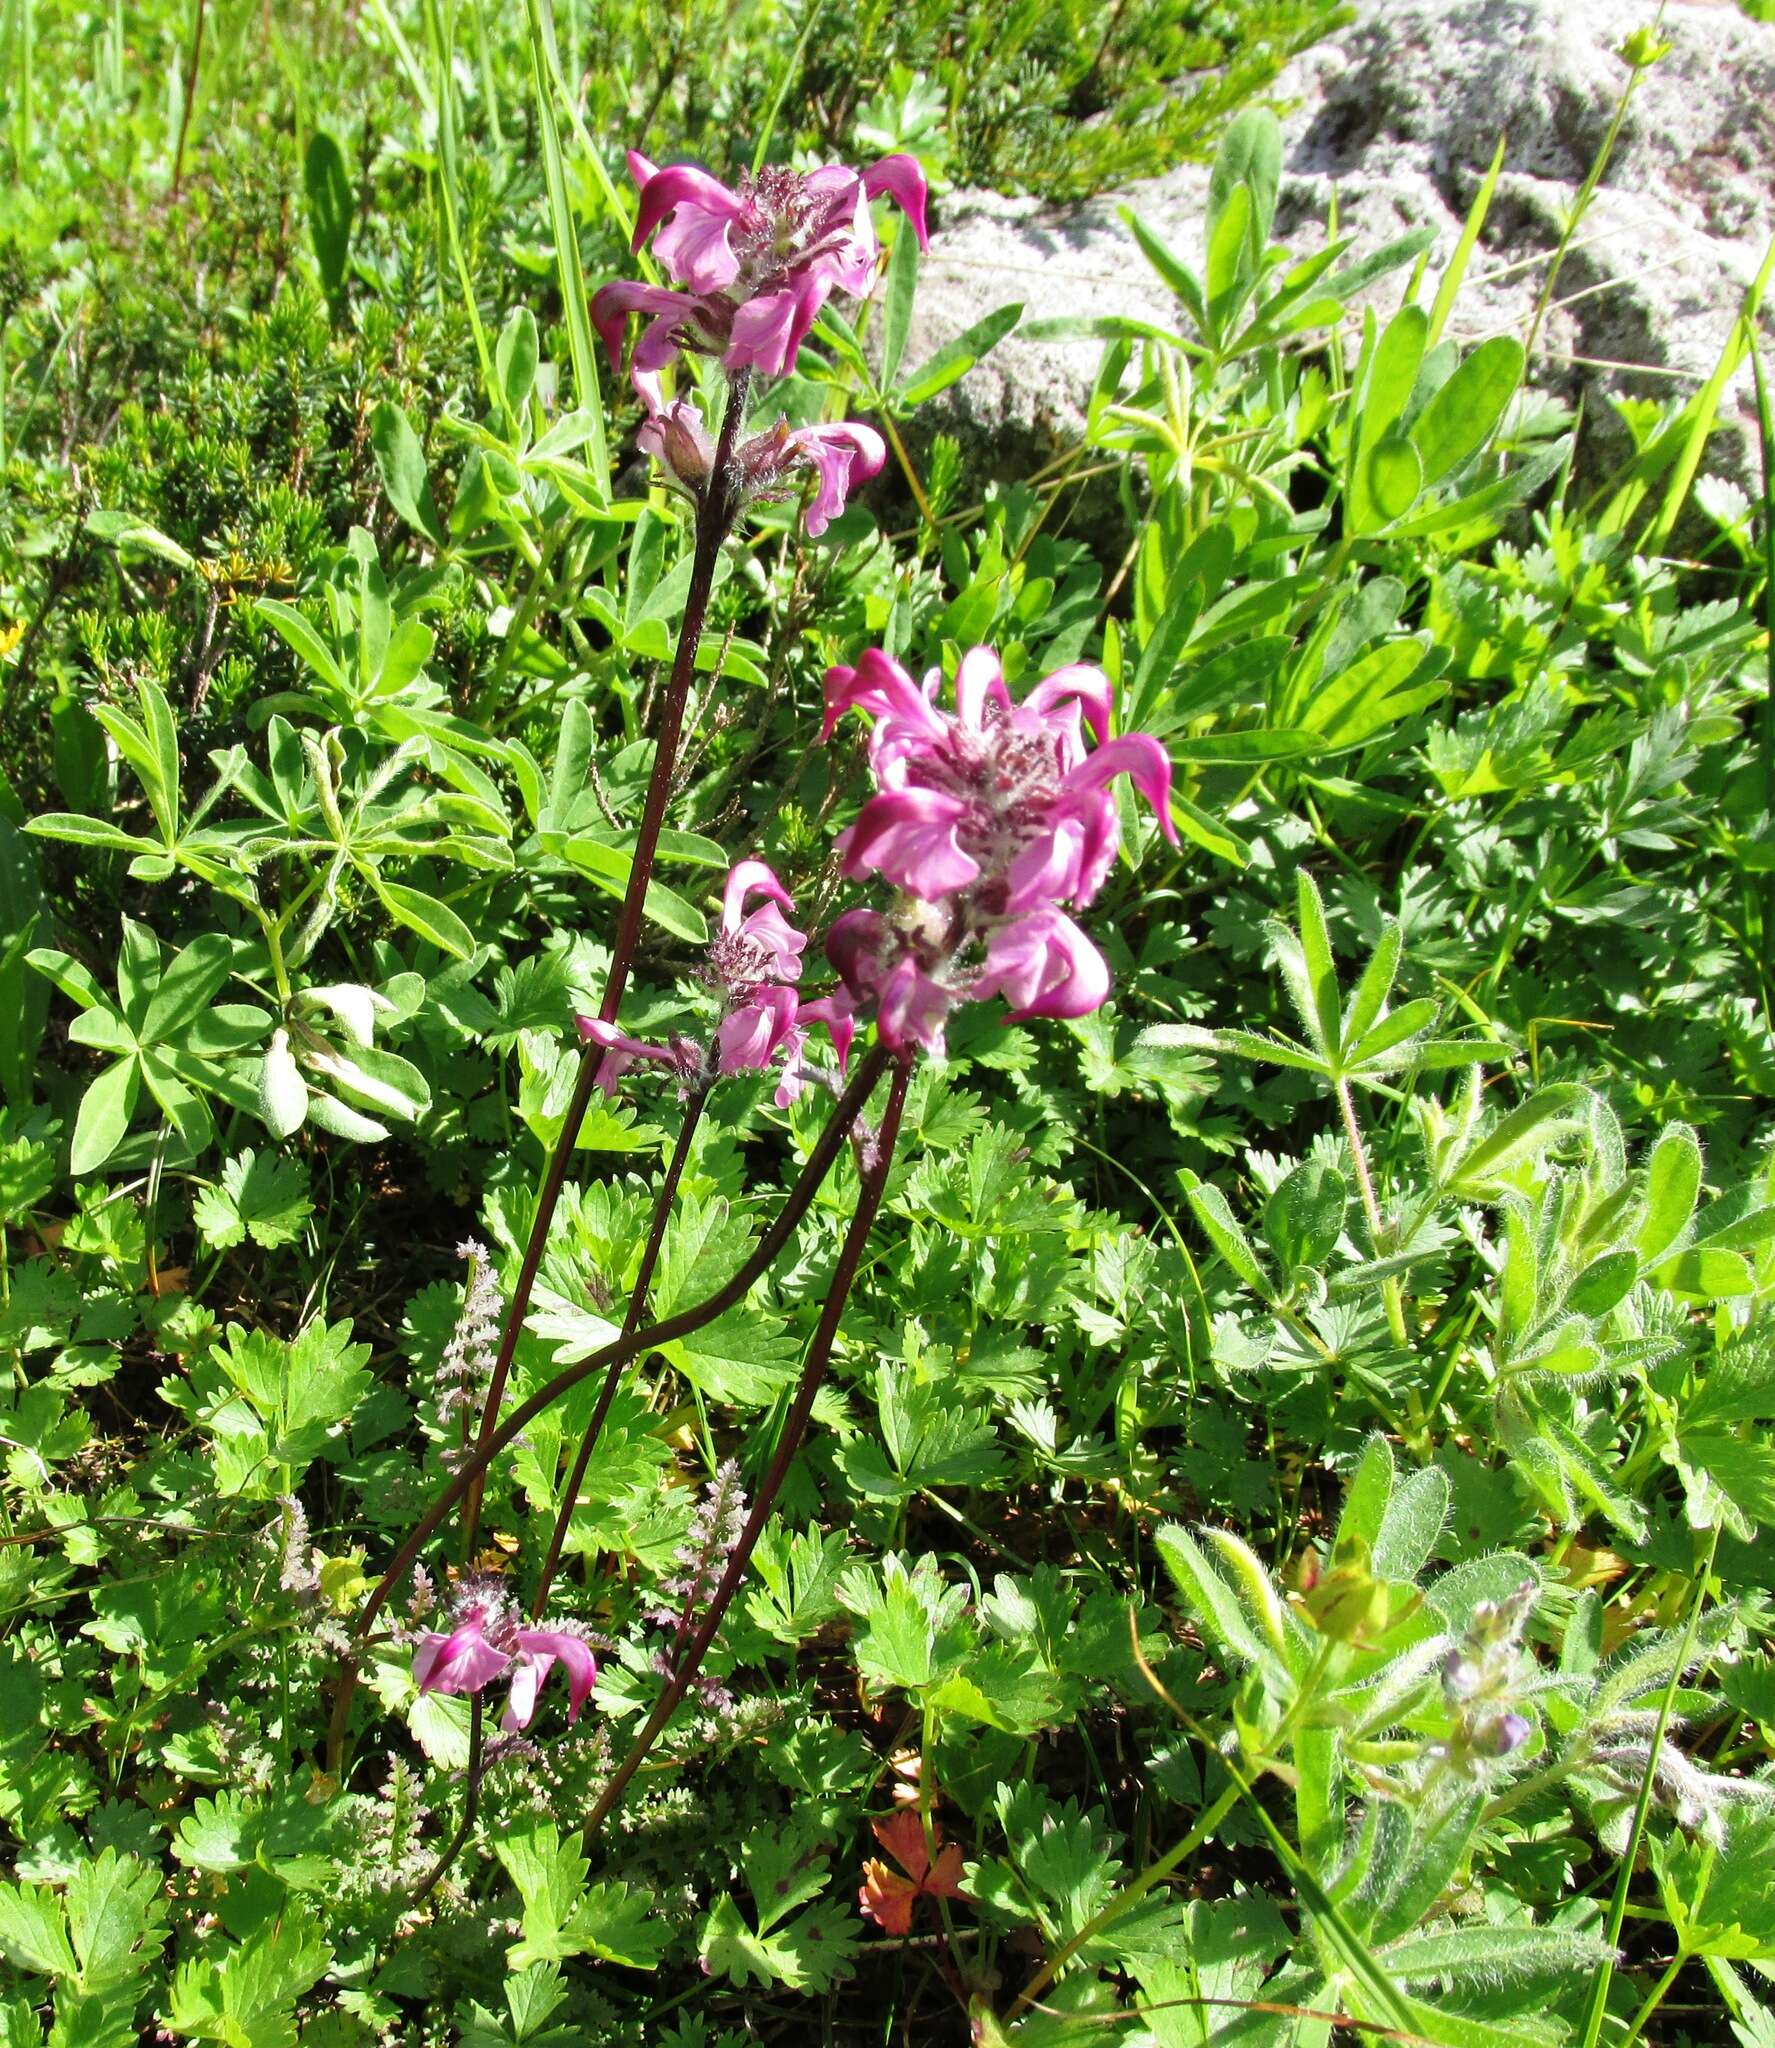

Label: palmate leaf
[745,1523,846,1644]
[697,1891,857,1993]
[192,1149,314,1251]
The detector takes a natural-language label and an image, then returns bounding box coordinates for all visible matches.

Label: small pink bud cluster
[638,401,885,539]
[592,150,927,537]
[578,860,850,1103]
[819,646,1178,1058]
[412,1577,597,1735]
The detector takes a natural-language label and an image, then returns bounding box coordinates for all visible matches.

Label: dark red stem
[530,1083,711,1616]
[462,371,752,1549]
[324,1042,888,1775]
[581,1055,914,1842]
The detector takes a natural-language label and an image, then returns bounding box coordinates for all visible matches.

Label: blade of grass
[1576,1521,1722,2048]
[1751,340,1775,1029]
[425,0,497,409]
[1427,132,1504,348]
[1642,233,1775,554]
[524,0,610,499]
[751,7,819,176]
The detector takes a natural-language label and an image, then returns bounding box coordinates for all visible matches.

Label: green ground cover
[1,2,1773,2042]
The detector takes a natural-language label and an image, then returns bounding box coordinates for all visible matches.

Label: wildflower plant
[6,26,1775,2048]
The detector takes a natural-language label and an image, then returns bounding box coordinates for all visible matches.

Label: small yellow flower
[0,620,25,660]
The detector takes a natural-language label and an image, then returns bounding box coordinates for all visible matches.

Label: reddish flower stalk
[324,1043,891,1776]
[529,1081,712,1617]
[459,371,753,1554]
[581,1053,914,1844]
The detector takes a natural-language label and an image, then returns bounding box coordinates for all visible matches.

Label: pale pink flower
[413,1599,599,1735]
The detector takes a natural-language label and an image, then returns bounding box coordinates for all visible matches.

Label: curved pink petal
[653,203,742,293]
[626,149,660,191]
[743,904,808,981]
[797,993,856,1074]
[788,422,887,536]
[955,646,1013,730]
[843,787,977,898]
[862,154,931,250]
[509,1628,598,1730]
[875,954,952,1057]
[977,909,1111,1021]
[1002,811,1094,915]
[821,649,945,745]
[413,1612,510,1699]
[722,858,795,931]
[1023,662,1113,747]
[631,163,746,254]
[1063,733,1178,844]
[726,277,829,378]
[575,1015,677,1066]
[716,985,799,1073]
[589,280,699,370]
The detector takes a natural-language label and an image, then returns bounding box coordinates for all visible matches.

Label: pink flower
[819,644,1177,1053]
[826,646,1176,910]
[771,422,887,536]
[581,860,850,1102]
[636,406,887,537]
[973,907,1110,1021]
[412,1600,599,1735]
[597,153,929,387]
[826,907,956,1059]
[718,858,806,983]
[412,1605,510,1697]
[714,981,800,1074]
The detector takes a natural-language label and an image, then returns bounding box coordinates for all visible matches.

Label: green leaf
[496,305,540,422]
[370,401,446,547]
[140,933,234,1046]
[84,508,197,572]
[894,303,1022,408]
[1409,336,1524,484]
[70,1058,139,1177]
[1367,434,1424,522]
[256,1032,308,1140]
[879,207,919,391]
[0,1880,78,1978]
[1636,1121,1703,1267]
[192,1150,314,1252]
[254,599,345,695]
[303,129,353,301]
[1372,1466,1449,1581]
[1183,1176,1269,1294]
[369,876,475,960]
[1207,108,1281,260]
[1302,639,1444,751]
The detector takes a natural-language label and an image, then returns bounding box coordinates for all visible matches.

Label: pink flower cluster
[593,151,928,386]
[592,151,921,539]
[413,1582,597,1736]
[820,646,1177,1057]
[579,860,850,1104]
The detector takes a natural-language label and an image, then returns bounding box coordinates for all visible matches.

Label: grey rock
[906,0,1774,492]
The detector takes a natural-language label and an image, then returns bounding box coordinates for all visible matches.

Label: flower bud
[637,400,715,494]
